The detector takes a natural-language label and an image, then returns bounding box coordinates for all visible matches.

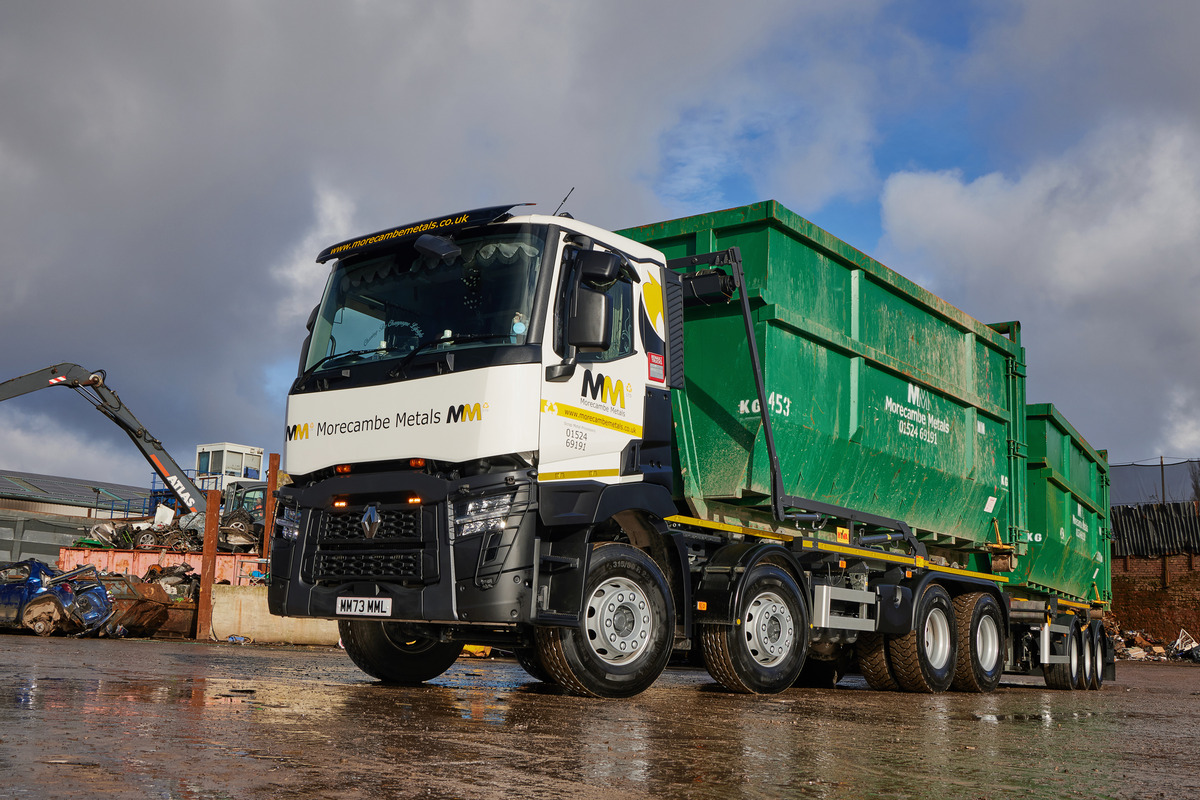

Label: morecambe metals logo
[286,400,486,442]
[580,369,626,410]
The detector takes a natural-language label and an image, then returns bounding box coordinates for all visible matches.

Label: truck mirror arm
[668,248,787,521]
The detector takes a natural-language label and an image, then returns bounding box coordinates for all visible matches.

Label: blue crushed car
[0,559,117,636]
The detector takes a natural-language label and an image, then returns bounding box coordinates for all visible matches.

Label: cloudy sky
[1,1,1197,488]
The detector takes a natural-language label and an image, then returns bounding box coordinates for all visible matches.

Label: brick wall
[1111,553,1200,640]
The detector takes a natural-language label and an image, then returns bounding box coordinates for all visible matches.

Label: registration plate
[336,596,393,617]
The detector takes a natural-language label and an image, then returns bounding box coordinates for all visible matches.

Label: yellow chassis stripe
[667,515,1007,583]
[541,400,642,437]
[666,514,793,542]
[811,540,917,567]
[926,563,1009,584]
[539,468,620,482]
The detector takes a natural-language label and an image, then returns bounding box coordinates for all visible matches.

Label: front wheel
[702,565,809,694]
[535,543,674,698]
[513,645,555,684]
[339,620,464,684]
[890,583,957,693]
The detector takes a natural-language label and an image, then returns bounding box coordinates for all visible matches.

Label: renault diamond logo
[361,505,381,539]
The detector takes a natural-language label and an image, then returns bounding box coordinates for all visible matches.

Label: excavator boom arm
[0,363,207,513]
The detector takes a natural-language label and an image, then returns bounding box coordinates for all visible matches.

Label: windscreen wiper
[298,347,397,384]
[389,333,513,378]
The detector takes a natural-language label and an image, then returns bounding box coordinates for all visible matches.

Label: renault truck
[268,201,1112,698]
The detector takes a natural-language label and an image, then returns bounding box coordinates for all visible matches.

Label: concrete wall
[209,584,340,646]
[1111,553,1200,640]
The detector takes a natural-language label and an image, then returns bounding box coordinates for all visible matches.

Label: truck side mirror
[297,305,320,378]
[547,248,620,382]
[576,249,621,286]
[567,286,612,351]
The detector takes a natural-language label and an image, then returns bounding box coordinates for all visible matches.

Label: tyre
[856,632,899,691]
[514,645,555,684]
[1075,617,1093,690]
[1043,616,1082,690]
[134,531,160,549]
[223,509,254,532]
[535,543,674,698]
[701,565,809,694]
[890,583,957,693]
[1087,620,1106,690]
[951,592,1005,693]
[339,620,464,684]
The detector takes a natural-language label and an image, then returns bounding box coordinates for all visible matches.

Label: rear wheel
[702,565,809,694]
[856,632,899,691]
[890,583,957,693]
[339,620,464,684]
[951,592,1005,693]
[1087,620,1106,690]
[1075,617,1094,690]
[1044,616,1083,690]
[535,543,674,698]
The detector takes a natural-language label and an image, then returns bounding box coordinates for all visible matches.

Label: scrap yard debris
[1107,614,1200,662]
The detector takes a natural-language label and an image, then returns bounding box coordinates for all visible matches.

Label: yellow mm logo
[581,370,625,409]
[447,403,482,423]
[286,423,310,441]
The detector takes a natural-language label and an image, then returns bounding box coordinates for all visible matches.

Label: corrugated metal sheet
[1110,502,1200,557]
[0,468,150,507]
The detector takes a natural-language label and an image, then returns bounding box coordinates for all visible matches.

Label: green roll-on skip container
[620,201,1029,572]
[1020,404,1111,603]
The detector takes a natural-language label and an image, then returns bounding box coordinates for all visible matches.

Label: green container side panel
[1016,404,1112,603]
[620,201,1029,550]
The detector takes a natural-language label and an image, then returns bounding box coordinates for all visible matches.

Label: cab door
[538,263,647,485]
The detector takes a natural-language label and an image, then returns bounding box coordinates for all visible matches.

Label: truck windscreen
[301,224,547,380]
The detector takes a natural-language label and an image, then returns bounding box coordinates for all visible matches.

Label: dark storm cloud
[0,1,810,484]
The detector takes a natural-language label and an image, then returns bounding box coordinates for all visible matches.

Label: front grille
[318,508,421,543]
[312,550,424,582]
[306,505,436,585]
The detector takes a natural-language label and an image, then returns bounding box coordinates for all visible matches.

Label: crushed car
[0,559,118,636]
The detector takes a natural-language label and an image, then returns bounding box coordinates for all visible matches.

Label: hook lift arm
[0,363,207,514]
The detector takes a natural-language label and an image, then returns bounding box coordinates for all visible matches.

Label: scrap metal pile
[0,557,201,638]
[82,509,257,553]
[1106,614,1200,662]
[0,559,117,636]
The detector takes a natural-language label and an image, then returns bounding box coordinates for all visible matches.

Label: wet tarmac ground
[1,637,1197,800]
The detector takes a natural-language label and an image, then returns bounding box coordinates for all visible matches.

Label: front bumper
[268,468,539,627]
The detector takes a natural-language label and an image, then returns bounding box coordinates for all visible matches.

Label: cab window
[579,279,634,363]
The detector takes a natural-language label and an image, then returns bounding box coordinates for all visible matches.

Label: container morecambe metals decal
[283,364,541,474]
[884,383,951,446]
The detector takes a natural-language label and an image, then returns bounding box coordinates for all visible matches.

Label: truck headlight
[453,493,514,539]
[275,502,301,540]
